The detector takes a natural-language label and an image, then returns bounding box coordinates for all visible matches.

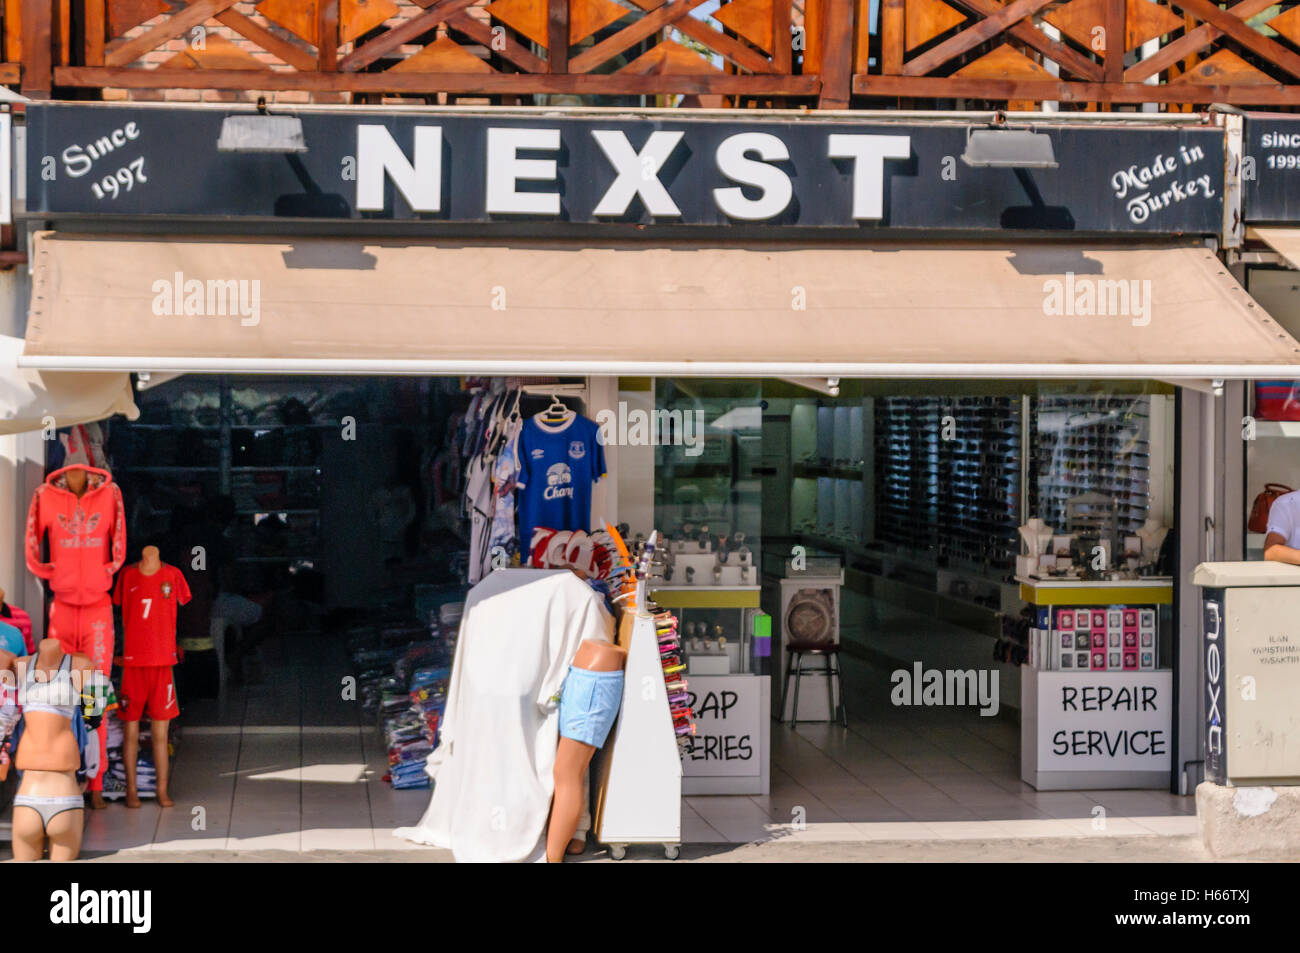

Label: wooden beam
[105,0,239,68]
[85,0,106,67]
[881,0,904,74]
[5,0,21,65]
[341,0,479,71]
[20,0,51,97]
[771,0,791,73]
[318,0,339,71]
[1124,0,1275,83]
[853,71,1300,102]
[0,62,20,85]
[672,15,778,74]
[1173,0,1300,80]
[215,9,317,72]
[901,0,1054,77]
[1103,0,1123,83]
[55,64,821,94]
[569,0,711,74]
[547,0,568,71]
[818,0,853,106]
[945,0,1102,82]
[446,11,547,73]
[622,0,776,75]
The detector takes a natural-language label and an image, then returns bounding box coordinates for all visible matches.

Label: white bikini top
[23,653,79,719]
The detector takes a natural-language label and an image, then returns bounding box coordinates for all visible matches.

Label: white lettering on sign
[61,121,141,179]
[347,126,908,224]
[486,126,561,216]
[590,129,684,218]
[1038,671,1172,771]
[713,132,793,221]
[1109,145,1215,225]
[826,134,911,219]
[355,125,442,213]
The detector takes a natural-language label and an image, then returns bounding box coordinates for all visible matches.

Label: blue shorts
[558,666,624,748]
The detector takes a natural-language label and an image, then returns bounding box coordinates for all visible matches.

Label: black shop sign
[25,102,1225,234]
[1244,115,1300,223]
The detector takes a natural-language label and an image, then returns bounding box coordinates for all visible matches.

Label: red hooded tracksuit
[25,464,126,791]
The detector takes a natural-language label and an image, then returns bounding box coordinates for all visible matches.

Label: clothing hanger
[540,394,573,425]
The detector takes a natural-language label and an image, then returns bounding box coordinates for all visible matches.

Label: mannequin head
[63,466,88,497]
[140,546,162,573]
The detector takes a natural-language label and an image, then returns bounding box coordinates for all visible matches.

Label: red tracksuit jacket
[25,465,126,605]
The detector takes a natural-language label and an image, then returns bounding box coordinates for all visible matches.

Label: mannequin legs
[548,737,596,863]
[123,718,173,808]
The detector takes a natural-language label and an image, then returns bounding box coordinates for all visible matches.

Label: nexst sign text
[355,124,910,222]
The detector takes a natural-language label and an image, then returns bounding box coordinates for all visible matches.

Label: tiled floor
[72,624,1194,856]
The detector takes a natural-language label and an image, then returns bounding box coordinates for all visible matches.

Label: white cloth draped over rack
[394,569,613,862]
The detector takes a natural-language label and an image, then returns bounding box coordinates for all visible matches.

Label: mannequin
[26,462,127,810]
[9,639,95,861]
[1136,518,1169,568]
[115,545,189,808]
[548,637,627,862]
[1018,518,1054,556]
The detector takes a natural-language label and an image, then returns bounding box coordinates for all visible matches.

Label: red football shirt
[112,564,192,666]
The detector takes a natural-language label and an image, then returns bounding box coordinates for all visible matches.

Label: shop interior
[62,373,1196,853]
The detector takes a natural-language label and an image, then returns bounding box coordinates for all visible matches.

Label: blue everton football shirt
[515,414,606,557]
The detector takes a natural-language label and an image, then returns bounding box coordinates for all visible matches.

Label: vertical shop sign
[1203,592,1226,784]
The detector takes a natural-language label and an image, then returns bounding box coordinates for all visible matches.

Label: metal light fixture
[961,128,1058,169]
[217,114,307,153]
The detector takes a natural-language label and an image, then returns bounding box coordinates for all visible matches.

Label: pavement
[42,834,1255,863]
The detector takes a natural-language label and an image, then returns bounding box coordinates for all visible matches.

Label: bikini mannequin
[11,638,95,862]
[547,637,627,863]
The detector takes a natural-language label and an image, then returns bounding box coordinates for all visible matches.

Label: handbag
[1248,483,1294,534]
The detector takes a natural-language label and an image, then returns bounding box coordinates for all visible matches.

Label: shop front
[9,101,1300,845]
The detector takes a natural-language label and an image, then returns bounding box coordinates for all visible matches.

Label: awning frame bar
[19,355,1300,380]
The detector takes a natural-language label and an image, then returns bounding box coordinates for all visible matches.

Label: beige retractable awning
[0,333,138,436]
[1253,227,1300,272]
[20,231,1300,379]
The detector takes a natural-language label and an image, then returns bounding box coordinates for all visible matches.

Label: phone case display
[1032,395,1151,538]
[1046,605,1157,672]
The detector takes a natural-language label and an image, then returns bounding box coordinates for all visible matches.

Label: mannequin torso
[15,639,93,774]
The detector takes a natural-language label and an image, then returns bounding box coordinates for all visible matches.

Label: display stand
[593,605,683,860]
[1017,576,1173,790]
[650,585,771,795]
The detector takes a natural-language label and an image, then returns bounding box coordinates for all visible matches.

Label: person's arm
[1263,532,1300,565]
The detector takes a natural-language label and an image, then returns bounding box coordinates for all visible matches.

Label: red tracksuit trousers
[47,597,113,792]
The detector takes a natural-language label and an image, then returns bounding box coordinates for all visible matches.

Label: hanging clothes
[393,569,614,863]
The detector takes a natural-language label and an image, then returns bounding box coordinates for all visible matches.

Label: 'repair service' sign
[24,103,1225,234]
